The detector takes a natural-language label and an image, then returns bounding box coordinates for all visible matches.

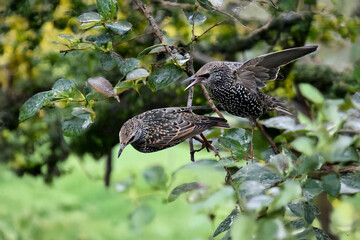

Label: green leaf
[340,173,360,194]
[143,166,168,189]
[119,58,140,76]
[77,12,102,23]
[129,205,155,232]
[302,178,323,200]
[313,227,332,240]
[138,44,167,57]
[218,128,251,159]
[269,180,301,212]
[19,91,56,122]
[296,155,322,174]
[239,181,266,201]
[213,209,239,237]
[261,116,299,131]
[230,214,257,240]
[288,202,319,224]
[351,92,360,110]
[233,163,282,188]
[299,83,324,104]
[148,64,184,91]
[291,136,316,156]
[168,182,204,202]
[99,52,115,71]
[197,0,215,10]
[183,10,207,25]
[52,78,77,92]
[96,0,117,20]
[126,68,149,81]
[256,218,286,240]
[114,80,133,94]
[62,117,90,137]
[87,77,115,97]
[321,173,340,197]
[105,21,132,35]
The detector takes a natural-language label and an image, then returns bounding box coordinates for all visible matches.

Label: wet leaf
[62,117,90,137]
[313,227,332,240]
[126,68,149,81]
[299,83,324,104]
[143,166,168,189]
[19,91,56,122]
[233,163,282,188]
[321,173,340,197]
[87,77,115,97]
[218,128,251,159]
[239,181,266,201]
[256,218,286,240]
[148,64,183,91]
[168,182,204,202]
[119,58,140,76]
[302,178,323,200]
[261,116,300,131]
[52,78,77,93]
[96,0,117,20]
[213,209,239,237]
[269,181,301,212]
[99,52,115,71]
[105,21,132,35]
[183,10,207,25]
[77,12,102,23]
[351,92,360,110]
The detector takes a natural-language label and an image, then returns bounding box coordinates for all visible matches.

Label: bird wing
[234,46,318,93]
[142,108,226,149]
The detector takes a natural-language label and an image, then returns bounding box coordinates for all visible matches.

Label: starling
[118,107,230,158]
[185,45,318,155]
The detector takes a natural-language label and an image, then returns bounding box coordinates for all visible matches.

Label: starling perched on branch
[118,107,230,158]
[185,45,318,156]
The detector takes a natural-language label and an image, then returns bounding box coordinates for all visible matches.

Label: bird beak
[118,143,127,158]
[184,76,204,91]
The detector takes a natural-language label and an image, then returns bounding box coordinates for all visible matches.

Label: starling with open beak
[185,45,318,157]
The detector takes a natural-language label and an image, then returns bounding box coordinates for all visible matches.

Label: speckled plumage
[186,46,318,123]
[118,107,230,157]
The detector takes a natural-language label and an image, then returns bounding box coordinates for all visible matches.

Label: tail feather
[206,116,231,128]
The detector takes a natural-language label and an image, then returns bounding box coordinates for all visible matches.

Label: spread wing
[234,45,318,93]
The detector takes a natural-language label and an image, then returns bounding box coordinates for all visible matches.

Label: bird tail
[269,97,293,116]
[206,116,231,128]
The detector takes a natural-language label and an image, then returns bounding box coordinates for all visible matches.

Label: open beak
[184,76,204,91]
[118,143,127,158]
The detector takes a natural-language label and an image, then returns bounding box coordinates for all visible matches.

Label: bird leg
[250,123,255,159]
[256,121,280,154]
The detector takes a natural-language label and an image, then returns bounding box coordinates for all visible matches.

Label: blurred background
[0,0,359,239]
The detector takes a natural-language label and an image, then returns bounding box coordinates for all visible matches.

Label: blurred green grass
[0,143,227,240]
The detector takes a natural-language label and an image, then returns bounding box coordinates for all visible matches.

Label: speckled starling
[118,107,230,158]
[185,45,318,155]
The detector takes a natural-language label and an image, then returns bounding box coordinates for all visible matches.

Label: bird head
[184,62,228,90]
[118,118,142,158]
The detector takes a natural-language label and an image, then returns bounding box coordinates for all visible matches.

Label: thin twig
[200,84,225,119]
[256,121,280,154]
[186,20,226,46]
[213,8,251,30]
[132,0,177,62]
[153,0,192,8]
[112,31,154,46]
